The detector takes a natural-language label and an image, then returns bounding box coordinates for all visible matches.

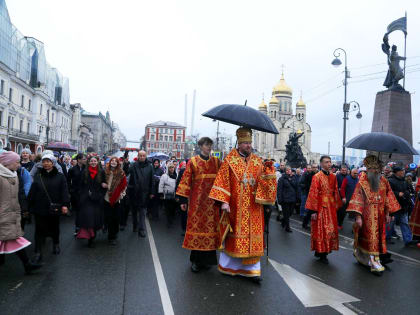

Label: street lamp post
[332,48,350,166]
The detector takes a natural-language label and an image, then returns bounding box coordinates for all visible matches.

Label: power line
[306,85,342,103]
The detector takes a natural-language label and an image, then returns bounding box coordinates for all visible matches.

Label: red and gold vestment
[176,155,221,251]
[208,149,276,263]
[409,178,420,237]
[347,173,400,255]
[305,171,342,253]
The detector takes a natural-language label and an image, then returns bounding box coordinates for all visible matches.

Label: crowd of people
[1,130,420,282]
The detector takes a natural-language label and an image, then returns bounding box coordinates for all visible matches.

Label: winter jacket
[336,172,347,190]
[152,166,164,195]
[67,164,85,196]
[0,163,23,241]
[19,167,32,196]
[159,172,177,196]
[299,171,315,196]
[340,175,359,202]
[17,167,30,214]
[78,169,107,230]
[28,167,70,216]
[21,160,34,172]
[30,161,63,178]
[388,174,410,212]
[277,174,298,204]
[128,161,154,207]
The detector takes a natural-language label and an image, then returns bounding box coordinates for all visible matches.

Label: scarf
[89,165,98,179]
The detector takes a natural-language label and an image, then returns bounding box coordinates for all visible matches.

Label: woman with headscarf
[0,151,42,274]
[27,153,69,263]
[77,155,107,248]
[104,157,127,245]
[159,162,178,228]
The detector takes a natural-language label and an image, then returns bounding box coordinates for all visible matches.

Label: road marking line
[269,259,359,315]
[287,218,420,265]
[145,218,175,315]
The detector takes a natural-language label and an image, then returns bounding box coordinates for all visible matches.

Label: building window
[165,136,168,141]
[27,122,30,134]
[150,134,155,141]
[177,136,181,142]
[0,110,2,126]
[21,95,24,107]
[17,144,23,155]
[169,136,173,142]
[0,80,4,95]
[38,125,42,134]
[19,120,23,132]
[40,104,43,115]
[159,135,163,141]
[28,99,31,112]
[9,88,13,102]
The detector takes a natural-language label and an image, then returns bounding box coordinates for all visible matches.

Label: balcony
[8,128,40,142]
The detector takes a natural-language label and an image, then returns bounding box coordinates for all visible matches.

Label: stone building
[81,110,113,155]
[144,121,186,159]
[112,122,127,152]
[0,0,72,154]
[253,72,319,164]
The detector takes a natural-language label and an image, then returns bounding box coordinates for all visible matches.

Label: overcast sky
[7,0,420,155]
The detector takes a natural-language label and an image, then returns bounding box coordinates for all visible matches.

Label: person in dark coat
[338,168,359,229]
[67,153,86,235]
[76,155,107,248]
[128,150,154,238]
[176,161,187,235]
[28,154,70,262]
[277,166,298,232]
[149,158,164,220]
[387,166,417,247]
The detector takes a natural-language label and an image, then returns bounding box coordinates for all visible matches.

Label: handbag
[39,174,61,216]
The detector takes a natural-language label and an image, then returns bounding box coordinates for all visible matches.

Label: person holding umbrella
[209,128,277,283]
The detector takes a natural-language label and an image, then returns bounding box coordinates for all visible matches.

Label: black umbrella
[202,104,279,134]
[345,132,418,155]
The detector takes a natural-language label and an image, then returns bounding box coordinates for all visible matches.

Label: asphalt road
[1,209,419,315]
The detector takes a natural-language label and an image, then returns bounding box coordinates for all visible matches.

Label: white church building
[253,72,320,164]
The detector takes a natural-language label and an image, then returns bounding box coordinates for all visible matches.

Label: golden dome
[296,95,306,107]
[258,99,267,109]
[273,73,292,96]
[269,95,279,104]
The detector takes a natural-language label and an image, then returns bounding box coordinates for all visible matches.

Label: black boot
[24,261,43,275]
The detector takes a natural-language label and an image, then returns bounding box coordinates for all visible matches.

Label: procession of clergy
[176,127,404,283]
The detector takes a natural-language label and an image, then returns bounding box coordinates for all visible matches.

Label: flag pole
[403,11,407,89]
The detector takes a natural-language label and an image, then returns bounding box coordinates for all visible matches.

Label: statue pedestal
[370,89,413,165]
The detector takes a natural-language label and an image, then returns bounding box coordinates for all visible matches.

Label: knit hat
[22,148,32,154]
[41,154,56,163]
[392,165,403,173]
[0,151,20,166]
[42,150,54,157]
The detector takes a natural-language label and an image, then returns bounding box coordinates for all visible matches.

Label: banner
[386,16,407,35]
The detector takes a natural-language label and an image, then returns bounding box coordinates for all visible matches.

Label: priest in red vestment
[209,128,277,284]
[176,137,221,273]
[346,155,401,275]
[305,155,342,264]
[409,175,420,242]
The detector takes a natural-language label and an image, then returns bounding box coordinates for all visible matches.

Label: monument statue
[382,34,406,90]
[285,132,307,168]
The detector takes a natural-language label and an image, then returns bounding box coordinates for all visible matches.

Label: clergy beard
[367,172,381,192]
